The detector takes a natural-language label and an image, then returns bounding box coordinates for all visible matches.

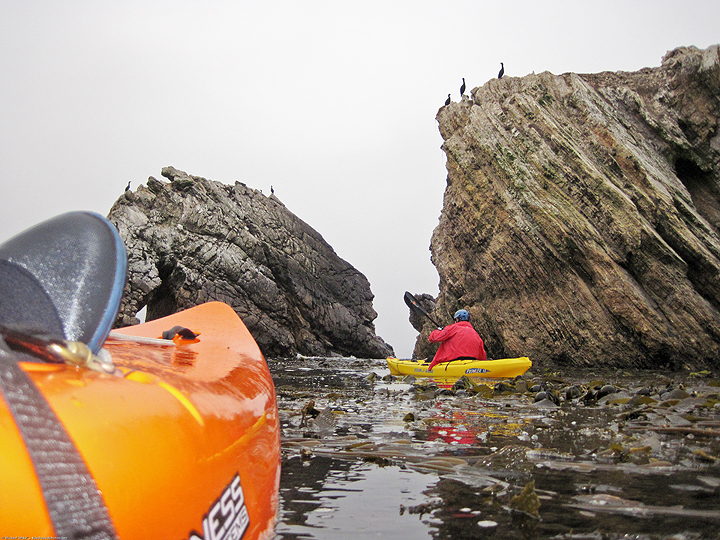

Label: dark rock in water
[581,389,599,405]
[534,388,561,405]
[415,45,720,370]
[563,384,585,400]
[108,167,393,359]
[598,384,617,399]
[452,375,474,391]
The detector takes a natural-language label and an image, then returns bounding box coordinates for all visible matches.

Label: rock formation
[414,45,720,369]
[108,167,393,359]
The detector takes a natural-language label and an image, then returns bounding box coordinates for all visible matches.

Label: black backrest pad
[0,260,64,339]
[0,212,127,351]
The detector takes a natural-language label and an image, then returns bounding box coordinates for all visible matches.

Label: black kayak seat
[0,211,127,353]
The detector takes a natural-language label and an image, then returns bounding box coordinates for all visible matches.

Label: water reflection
[277,456,436,539]
[269,357,720,539]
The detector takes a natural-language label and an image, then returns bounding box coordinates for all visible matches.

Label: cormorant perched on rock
[498,62,504,79]
[125,181,131,192]
[271,185,274,195]
[445,94,451,106]
[460,78,466,97]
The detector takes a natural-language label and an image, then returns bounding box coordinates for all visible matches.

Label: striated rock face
[108,167,393,359]
[415,45,720,369]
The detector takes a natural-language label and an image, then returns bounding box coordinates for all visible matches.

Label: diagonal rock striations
[109,167,393,359]
[415,45,720,369]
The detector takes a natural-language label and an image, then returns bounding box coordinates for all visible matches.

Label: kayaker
[427,309,486,370]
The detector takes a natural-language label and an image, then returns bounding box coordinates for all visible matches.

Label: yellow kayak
[386,356,531,379]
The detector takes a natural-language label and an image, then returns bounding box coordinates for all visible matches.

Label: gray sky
[1,1,718,357]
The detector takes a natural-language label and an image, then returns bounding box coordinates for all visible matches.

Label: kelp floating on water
[270,357,720,538]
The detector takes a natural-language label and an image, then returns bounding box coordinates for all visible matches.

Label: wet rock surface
[419,45,720,370]
[269,359,720,539]
[108,167,392,358]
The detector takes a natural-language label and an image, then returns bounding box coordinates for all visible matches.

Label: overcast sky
[1,1,718,357]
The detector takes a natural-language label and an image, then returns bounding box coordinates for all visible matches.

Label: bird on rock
[445,94,451,106]
[125,181,131,192]
[460,77,466,97]
[498,62,505,79]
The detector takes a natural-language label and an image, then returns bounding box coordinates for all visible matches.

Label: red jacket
[427,321,486,370]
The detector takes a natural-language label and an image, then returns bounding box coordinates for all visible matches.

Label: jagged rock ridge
[415,45,720,369]
[109,167,393,359]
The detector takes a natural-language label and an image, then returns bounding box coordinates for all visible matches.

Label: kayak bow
[1,302,280,540]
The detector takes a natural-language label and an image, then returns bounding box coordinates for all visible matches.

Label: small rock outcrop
[109,167,393,359]
[415,45,720,369]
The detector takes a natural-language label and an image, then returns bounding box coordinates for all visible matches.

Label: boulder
[109,167,393,359]
[414,45,720,369]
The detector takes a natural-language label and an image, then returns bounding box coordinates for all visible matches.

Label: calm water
[268,357,720,539]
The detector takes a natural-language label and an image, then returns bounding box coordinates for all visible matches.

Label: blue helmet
[454,309,470,321]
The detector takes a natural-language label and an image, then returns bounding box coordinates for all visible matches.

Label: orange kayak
[0,302,280,540]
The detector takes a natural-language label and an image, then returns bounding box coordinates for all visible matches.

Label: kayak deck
[387,356,531,379]
[1,302,280,540]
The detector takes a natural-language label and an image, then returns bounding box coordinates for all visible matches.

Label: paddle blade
[403,291,441,327]
[403,291,420,310]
